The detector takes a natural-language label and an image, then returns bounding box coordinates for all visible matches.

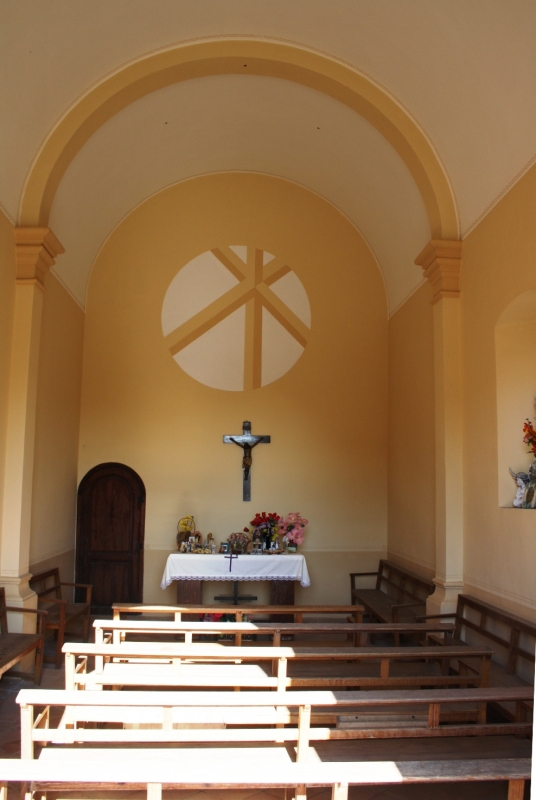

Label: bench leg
[83,610,91,642]
[507,779,525,800]
[147,783,162,800]
[34,640,44,685]
[332,783,348,800]
[0,780,6,800]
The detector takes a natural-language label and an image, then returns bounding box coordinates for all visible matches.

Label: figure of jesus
[223,421,271,501]
[229,436,263,481]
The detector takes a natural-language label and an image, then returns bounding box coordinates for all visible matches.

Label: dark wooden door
[76,463,145,613]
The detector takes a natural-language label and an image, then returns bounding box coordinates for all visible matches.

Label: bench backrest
[376,560,435,604]
[29,568,63,601]
[112,603,363,621]
[455,594,536,681]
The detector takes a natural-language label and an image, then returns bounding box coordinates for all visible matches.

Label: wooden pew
[63,641,494,691]
[418,593,536,720]
[16,686,533,758]
[112,602,364,623]
[350,560,435,630]
[94,618,456,647]
[0,587,46,684]
[0,756,530,800]
[29,567,92,668]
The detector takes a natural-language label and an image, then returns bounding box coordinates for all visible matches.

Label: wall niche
[495,290,536,507]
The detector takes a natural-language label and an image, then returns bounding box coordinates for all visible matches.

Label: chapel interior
[1,2,536,798]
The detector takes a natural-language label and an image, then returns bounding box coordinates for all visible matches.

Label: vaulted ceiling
[2,1,535,313]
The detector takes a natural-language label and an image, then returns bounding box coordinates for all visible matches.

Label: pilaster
[0,228,64,622]
[415,239,464,615]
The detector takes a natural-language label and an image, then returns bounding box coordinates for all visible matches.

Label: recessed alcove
[495,290,536,506]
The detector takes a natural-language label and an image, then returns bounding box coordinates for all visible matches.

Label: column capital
[415,239,463,304]
[14,227,64,289]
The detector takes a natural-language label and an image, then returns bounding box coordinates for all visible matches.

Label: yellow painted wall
[79,173,388,604]
[462,161,536,618]
[387,282,436,577]
[0,210,16,567]
[29,271,84,576]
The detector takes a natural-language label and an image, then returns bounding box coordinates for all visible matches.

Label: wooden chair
[0,587,46,683]
[29,568,92,668]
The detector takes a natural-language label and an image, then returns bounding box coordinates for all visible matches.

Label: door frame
[75,462,146,613]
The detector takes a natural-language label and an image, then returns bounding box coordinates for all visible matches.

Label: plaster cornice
[415,239,463,304]
[14,227,65,290]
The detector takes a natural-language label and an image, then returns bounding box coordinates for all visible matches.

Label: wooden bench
[350,560,435,633]
[94,618,456,647]
[16,686,533,757]
[418,593,536,721]
[29,567,92,667]
[63,641,494,691]
[112,603,364,623]
[0,756,530,800]
[0,587,46,684]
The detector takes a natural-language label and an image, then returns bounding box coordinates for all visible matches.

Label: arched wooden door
[76,463,145,613]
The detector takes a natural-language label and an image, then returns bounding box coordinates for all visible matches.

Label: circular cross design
[162,246,311,391]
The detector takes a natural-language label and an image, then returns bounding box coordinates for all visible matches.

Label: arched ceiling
[49,75,430,311]
[2,1,535,313]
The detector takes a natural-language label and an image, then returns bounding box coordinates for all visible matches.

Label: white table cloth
[161,553,310,589]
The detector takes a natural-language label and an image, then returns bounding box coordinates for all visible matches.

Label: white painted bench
[16,686,533,760]
[63,641,494,691]
[0,756,530,800]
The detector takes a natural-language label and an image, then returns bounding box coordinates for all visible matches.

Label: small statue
[204,533,216,553]
[509,468,529,508]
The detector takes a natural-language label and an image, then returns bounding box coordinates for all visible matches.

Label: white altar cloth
[161,553,310,589]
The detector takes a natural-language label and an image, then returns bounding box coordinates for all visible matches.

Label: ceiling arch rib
[21,38,458,241]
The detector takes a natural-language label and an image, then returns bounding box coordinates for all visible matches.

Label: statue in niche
[510,468,529,508]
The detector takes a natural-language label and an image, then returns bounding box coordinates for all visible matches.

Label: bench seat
[348,589,426,625]
[0,754,530,800]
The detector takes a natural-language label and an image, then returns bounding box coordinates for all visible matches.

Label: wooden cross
[224,552,239,572]
[223,420,271,501]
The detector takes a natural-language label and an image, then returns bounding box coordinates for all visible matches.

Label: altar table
[161,553,310,607]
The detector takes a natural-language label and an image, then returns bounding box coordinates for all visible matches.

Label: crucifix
[223,420,271,501]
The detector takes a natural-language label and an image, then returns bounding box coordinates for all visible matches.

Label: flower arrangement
[245,512,280,541]
[277,512,309,546]
[523,419,536,454]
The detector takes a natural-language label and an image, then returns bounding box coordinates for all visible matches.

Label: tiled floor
[0,645,530,800]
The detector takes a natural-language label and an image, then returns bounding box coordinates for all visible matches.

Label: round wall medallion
[162,246,311,391]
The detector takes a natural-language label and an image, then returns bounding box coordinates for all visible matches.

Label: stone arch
[21,38,458,239]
